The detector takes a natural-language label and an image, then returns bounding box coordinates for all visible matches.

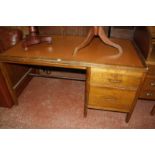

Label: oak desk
[0,36,147,122]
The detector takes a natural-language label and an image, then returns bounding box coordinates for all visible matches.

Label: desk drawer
[88,86,136,112]
[142,75,155,90]
[90,67,142,90]
[140,90,155,100]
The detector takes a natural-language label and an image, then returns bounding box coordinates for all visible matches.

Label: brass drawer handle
[150,82,155,86]
[101,97,117,102]
[108,78,122,83]
[146,93,153,96]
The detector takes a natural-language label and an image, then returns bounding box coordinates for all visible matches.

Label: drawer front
[142,75,155,91]
[88,86,136,112]
[148,65,155,75]
[140,90,155,100]
[90,67,142,90]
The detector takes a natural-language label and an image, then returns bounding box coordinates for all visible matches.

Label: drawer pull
[108,78,122,83]
[146,93,153,96]
[101,97,117,102]
[150,82,155,86]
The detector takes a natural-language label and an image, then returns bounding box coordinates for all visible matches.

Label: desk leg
[84,76,88,117]
[84,68,90,117]
[0,62,18,105]
[126,112,132,123]
[84,103,87,117]
[151,105,155,116]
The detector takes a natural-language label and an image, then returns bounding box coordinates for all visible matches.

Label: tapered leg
[84,68,90,118]
[84,84,88,117]
[98,27,123,58]
[84,81,88,118]
[151,105,155,115]
[73,28,95,56]
[126,112,132,123]
[84,105,87,117]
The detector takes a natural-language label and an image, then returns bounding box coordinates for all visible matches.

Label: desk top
[0,36,145,69]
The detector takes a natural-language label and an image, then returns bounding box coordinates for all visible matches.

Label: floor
[0,71,155,129]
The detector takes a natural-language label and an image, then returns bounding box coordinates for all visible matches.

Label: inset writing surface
[0,36,144,68]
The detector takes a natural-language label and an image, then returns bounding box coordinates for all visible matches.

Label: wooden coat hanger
[73,26,123,58]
